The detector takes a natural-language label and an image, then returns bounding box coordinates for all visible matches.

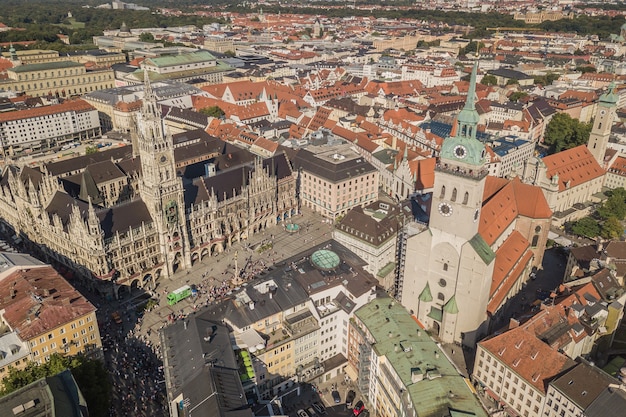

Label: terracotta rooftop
[0,99,95,123]
[542,145,605,192]
[0,265,96,340]
[479,326,576,393]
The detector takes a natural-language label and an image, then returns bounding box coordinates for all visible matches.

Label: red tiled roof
[479,326,576,393]
[0,266,96,340]
[0,99,95,123]
[488,231,532,315]
[542,145,605,192]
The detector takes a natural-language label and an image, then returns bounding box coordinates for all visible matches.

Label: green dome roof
[311,249,340,270]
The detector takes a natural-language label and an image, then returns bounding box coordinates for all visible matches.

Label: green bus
[167,285,192,306]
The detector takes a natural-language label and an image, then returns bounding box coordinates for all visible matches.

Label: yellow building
[0,254,101,382]
[0,61,114,97]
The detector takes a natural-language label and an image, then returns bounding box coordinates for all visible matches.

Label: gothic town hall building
[0,76,298,298]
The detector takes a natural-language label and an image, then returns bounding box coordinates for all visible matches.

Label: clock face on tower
[160,155,168,164]
[454,145,467,159]
[438,202,452,217]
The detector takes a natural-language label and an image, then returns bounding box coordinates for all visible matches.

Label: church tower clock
[430,62,488,241]
[136,71,190,277]
[587,82,618,167]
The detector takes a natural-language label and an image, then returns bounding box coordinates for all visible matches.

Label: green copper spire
[439,61,486,167]
[456,61,480,127]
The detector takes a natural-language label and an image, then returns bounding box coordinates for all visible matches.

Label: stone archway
[191,252,199,266]
[201,248,209,260]
[143,274,152,290]
[172,252,183,273]
[130,279,141,293]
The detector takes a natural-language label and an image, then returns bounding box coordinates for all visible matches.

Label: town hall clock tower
[136,71,190,277]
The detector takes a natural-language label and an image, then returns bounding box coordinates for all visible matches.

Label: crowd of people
[101,312,167,417]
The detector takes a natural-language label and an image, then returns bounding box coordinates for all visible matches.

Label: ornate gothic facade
[0,76,298,298]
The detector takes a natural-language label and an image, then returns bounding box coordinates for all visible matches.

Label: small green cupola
[599,81,619,107]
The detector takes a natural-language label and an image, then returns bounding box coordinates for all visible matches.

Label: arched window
[532,235,539,247]
[440,185,445,199]
[438,293,445,301]
[443,263,448,271]
[463,192,469,205]
[451,188,457,202]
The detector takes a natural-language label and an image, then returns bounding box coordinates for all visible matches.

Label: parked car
[353,401,365,416]
[331,390,341,404]
[345,390,356,408]
[297,409,309,417]
[312,402,326,415]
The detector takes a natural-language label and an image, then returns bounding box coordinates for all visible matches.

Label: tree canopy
[1,353,111,417]
[481,74,497,86]
[543,113,592,154]
[569,217,601,239]
[199,105,225,118]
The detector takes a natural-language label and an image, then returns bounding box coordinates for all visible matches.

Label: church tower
[400,62,493,346]
[136,71,190,277]
[430,62,488,241]
[587,82,618,167]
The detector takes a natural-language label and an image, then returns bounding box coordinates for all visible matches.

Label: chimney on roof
[509,317,520,329]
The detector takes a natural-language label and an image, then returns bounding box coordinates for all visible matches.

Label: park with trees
[567,188,626,240]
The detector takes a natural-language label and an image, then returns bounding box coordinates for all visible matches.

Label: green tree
[543,113,592,154]
[569,217,600,239]
[85,145,98,155]
[602,216,623,239]
[597,188,626,220]
[509,91,528,102]
[481,74,497,86]
[576,65,596,73]
[533,72,560,86]
[139,32,155,42]
[199,106,225,118]
[462,41,484,55]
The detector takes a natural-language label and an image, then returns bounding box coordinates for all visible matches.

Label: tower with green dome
[588,81,618,166]
[430,61,488,241]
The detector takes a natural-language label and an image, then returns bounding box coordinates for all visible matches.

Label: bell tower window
[463,192,469,205]
[451,188,457,202]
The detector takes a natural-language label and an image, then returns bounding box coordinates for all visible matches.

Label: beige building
[0,61,114,97]
[293,144,379,220]
[203,36,235,53]
[333,201,408,289]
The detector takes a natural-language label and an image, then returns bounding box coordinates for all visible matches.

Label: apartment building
[0,253,101,385]
[474,326,576,417]
[333,200,410,289]
[191,241,377,399]
[545,360,620,417]
[350,297,487,417]
[292,144,379,220]
[0,99,101,153]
